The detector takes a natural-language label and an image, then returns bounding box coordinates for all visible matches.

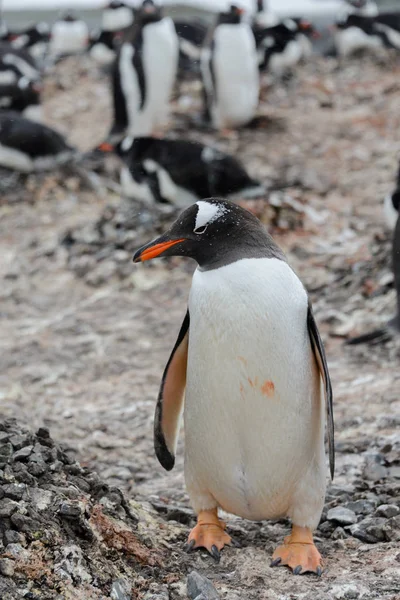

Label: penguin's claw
[210,545,220,562]
[270,557,282,567]
[184,539,196,553]
[271,526,323,576]
[187,520,232,558]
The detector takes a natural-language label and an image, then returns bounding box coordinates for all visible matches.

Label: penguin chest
[211,24,259,127]
[185,258,322,519]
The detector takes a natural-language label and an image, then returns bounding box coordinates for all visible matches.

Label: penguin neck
[196,230,286,272]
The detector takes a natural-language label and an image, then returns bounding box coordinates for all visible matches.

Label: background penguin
[89,29,118,66]
[0,44,41,84]
[0,76,42,122]
[110,0,179,139]
[174,19,207,80]
[255,19,303,76]
[384,162,400,231]
[133,198,334,575]
[0,111,74,172]
[49,11,89,59]
[201,5,259,130]
[102,0,134,33]
[98,136,264,206]
[9,23,50,65]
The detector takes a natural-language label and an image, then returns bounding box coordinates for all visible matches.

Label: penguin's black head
[133,198,284,270]
[218,5,244,25]
[137,0,162,25]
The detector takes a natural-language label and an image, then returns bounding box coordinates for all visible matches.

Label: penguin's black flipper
[154,310,189,471]
[307,304,335,480]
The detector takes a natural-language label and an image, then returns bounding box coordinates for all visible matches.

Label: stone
[12,446,33,462]
[3,483,25,501]
[187,571,219,600]
[345,500,376,515]
[9,435,31,451]
[59,502,81,519]
[0,558,14,577]
[376,504,399,518]
[349,517,387,543]
[3,530,26,546]
[110,579,131,600]
[28,488,53,511]
[362,454,388,481]
[327,507,357,525]
[383,515,400,541]
[0,499,19,518]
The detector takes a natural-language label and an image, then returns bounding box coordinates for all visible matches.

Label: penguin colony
[0,0,399,577]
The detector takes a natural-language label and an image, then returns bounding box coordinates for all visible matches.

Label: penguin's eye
[194,225,208,234]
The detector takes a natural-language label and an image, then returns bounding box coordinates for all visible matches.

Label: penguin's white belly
[185,258,323,520]
[335,27,382,57]
[212,24,259,128]
[269,40,302,75]
[132,18,178,136]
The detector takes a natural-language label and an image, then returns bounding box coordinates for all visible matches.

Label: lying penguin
[133,198,334,575]
[0,111,74,172]
[98,136,264,206]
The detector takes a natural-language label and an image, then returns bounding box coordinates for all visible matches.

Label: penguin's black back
[0,111,71,157]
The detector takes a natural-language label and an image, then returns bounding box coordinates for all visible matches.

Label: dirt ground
[0,54,400,599]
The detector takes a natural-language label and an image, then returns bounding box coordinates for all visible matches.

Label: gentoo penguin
[174,19,207,79]
[89,30,118,66]
[0,76,42,122]
[384,163,400,230]
[133,198,334,575]
[201,5,259,129]
[99,136,264,206]
[0,111,74,172]
[0,43,40,83]
[255,19,303,76]
[110,0,179,139]
[102,0,134,33]
[49,11,89,58]
[293,19,319,60]
[9,23,50,64]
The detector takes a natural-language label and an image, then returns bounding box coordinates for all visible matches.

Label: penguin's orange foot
[185,509,232,561]
[271,526,323,576]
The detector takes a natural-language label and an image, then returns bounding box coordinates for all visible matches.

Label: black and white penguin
[133,198,334,574]
[384,163,400,231]
[343,0,378,18]
[89,30,118,66]
[0,76,42,122]
[254,19,303,76]
[99,136,264,206]
[0,111,74,172]
[201,5,259,129]
[9,23,50,64]
[174,19,207,79]
[0,43,41,83]
[102,0,134,33]
[110,0,179,139]
[49,11,89,58]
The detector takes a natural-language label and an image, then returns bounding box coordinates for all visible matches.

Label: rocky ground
[0,54,400,599]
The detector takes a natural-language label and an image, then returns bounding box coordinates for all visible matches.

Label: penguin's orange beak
[133,238,185,262]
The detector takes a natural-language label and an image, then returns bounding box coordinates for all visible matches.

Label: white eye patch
[194,200,227,231]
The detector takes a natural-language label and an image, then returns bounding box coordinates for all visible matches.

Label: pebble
[9,435,31,451]
[0,558,15,577]
[12,446,33,462]
[3,483,25,501]
[349,517,387,543]
[345,500,376,515]
[362,454,388,481]
[110,579,131,600]
[187,571,219,600]
[327,507,357,525]
[4,530,26,546]
[59,502,82,519]
[0,499,19,518]
[376,504,399,519]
